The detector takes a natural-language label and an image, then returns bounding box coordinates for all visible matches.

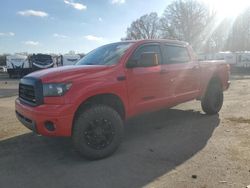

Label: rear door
[161,44,200,101]
[126,43,165,114]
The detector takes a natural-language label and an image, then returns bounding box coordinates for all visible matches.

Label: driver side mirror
[126,52,159,68]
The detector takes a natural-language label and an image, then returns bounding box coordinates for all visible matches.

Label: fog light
[44,121,55,131]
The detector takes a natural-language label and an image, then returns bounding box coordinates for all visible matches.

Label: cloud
[53,33,69,38]
[84,35,105,42]
[0,32,15,37]
[24,41,40,46]
[111,0,125,4]
[98,17,103,22]
[18,10,48,17]
[64,0,87,10]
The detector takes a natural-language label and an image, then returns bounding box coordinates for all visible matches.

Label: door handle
[192,66,199,70]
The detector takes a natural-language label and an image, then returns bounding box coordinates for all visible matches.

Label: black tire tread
[201,81,223,115]
[72,105,123,160]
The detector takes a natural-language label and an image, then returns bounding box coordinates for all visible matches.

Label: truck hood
[26,65,111,83]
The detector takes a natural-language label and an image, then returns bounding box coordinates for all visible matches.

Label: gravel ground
[0,73,18,98]
[0,73,249,188]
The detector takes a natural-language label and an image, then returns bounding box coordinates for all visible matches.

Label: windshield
[76,42,134,66]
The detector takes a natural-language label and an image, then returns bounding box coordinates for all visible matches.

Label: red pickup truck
[15,40,230,159]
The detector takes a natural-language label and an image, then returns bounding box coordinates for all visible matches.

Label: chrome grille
[19,83,36,104]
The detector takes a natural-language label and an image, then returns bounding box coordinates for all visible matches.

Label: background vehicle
[6,54,31,78]
[0,66,7,72]
[57,54,81,66]
[16,40,230,160]
[199,51,250,69]
[215,52,237,65]
[235,52,250,68]
[29,54,54,71]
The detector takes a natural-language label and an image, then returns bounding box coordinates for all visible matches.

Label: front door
[125,43,166,115]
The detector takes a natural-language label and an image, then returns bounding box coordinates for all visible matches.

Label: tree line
[123,0,250,53]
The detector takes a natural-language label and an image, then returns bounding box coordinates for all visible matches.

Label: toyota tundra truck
[15,40,230,160]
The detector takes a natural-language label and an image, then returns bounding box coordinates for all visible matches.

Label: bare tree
[123,0,250,53]
[124,12,160,40]
[203,19,232,53]
[226,8,250,51]
[160,0,215,50]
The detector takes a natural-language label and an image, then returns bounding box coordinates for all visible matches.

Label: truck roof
[125,39,189,46]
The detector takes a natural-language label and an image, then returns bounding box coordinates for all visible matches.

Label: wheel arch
[198,74,223,101]
[208,75,223,87]
[202,74,223,98]
[72,93,126,132]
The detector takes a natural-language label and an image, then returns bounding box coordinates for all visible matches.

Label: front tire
[72,105,124,160]
[201,81,224,115]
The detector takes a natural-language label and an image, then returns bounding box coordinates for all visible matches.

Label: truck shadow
[0,108,219,188]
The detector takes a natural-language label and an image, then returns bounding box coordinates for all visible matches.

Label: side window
[131,44,162,64]
[163,45,190,64]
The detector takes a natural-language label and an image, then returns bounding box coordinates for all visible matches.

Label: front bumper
[16,111,37,133]
[15,98,74,137]
[224,80,231,90]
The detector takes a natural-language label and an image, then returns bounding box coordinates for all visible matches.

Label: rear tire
[72,105,124,160]
[201,81,223,115]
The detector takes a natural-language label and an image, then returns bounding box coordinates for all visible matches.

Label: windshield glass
[76,42,134,66]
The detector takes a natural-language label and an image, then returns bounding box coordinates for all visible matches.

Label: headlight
[43,83,72,97]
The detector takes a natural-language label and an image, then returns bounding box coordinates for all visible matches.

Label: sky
[0,0,170,54]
